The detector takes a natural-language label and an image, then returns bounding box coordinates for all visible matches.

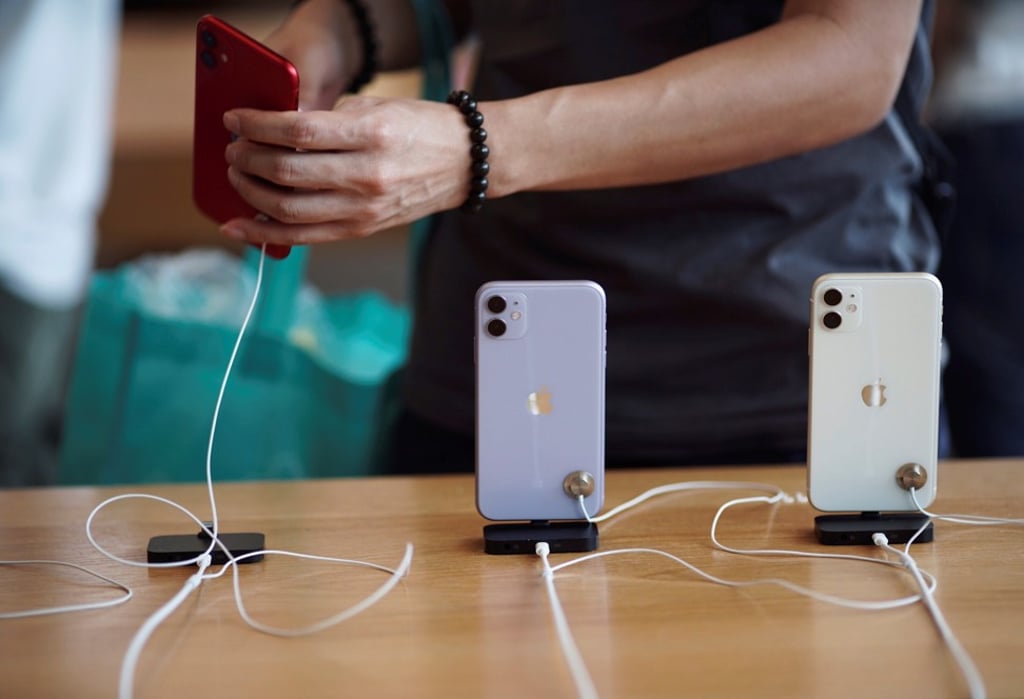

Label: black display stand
[814,512,933,546]
[147,523,265,564]
[483,520,598,555]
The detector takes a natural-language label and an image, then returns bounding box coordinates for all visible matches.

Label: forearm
[283,0,421,103]
[484,1,922,197]
[219,0,925,244]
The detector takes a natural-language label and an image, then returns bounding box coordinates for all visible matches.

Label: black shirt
[403,0,939,464]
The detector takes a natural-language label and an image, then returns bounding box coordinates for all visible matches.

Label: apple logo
[862,378,887,407]
[527,386,553,415]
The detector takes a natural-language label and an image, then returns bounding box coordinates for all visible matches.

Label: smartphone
[475,281,606,522]
[807,272,943,513]
[192,15,298,259]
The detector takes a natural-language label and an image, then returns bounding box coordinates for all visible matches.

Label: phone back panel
[475,281,606,521]
[192,15,299,224]
[807,273,942,512]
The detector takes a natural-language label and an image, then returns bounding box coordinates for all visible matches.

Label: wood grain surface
[1,460,1022,698]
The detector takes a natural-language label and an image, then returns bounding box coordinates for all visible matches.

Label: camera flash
[221,52,229,63]
[847,303,858,313]
[510,311,522,321]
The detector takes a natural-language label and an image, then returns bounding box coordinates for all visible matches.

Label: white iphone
[475,281,606,521]
[807,273,943,512]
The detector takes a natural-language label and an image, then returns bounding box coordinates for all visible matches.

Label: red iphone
[192,15,299,259]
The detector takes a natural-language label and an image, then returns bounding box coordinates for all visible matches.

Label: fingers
[224,108,354,151]
[227,164,383,225]
[225,139,365,190]
[218,96,461,245]
[220,215,371,247]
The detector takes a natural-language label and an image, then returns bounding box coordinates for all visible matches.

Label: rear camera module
[823,311,842,329]
[823,288,843,306]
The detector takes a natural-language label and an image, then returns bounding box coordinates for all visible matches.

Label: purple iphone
[475,281,606,521]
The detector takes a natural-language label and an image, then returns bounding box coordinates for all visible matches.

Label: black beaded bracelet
[446,90,489,214]
[340,0,378,93]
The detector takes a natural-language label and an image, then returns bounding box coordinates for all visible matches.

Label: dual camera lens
[822,288,843,329]
[486,296,507,337]
[200,30,218,69]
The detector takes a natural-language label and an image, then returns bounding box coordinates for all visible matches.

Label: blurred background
[1,0,433,486]
[4,1,1020,487]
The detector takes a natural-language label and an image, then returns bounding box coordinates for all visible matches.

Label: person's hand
[219,96,472,246]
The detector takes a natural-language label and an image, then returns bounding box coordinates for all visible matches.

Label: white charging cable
[910,487,1024,526]
[81,245,413,699]
[539,478,969,699]
[118,554,212,699]
[709,494,936,602]
[210,545,414,637]
[873,531,986,699]
[537,481,941,699]
[572,487,936,610]
[885,483,1024,699]
[576,480,805,525]
[578,483,935,608]
[535,542,599,699]
[0,560,132,618]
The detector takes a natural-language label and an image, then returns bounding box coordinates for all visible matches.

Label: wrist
[467,97,531,200]
[289,0,376,95]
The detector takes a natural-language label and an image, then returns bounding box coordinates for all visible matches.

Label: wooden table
[1,460,1022,698]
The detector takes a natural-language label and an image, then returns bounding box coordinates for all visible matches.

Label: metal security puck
[563,470,596,498]
[895,463,928,491]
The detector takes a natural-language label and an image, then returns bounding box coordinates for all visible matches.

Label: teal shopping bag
[61,0,453,485]
[58,247,409,484]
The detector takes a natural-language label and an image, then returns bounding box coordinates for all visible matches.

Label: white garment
[0,0,120,308]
